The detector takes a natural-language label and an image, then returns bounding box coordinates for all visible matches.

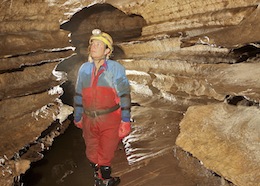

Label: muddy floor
[21,93,231,186]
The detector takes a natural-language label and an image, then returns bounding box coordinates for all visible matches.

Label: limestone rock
[0,30,73,57]
[182,5,260,48]
[0,89,61,120]
[120,58,260,101]
[0,50,75,71]
[0,62,66,100]
[0,0,259,185]
[176,103,260,186]
[142,6,257,37]
[0,101,60,159]
[0,158,30,186]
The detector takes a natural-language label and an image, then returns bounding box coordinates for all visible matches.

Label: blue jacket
[74,59,131,122]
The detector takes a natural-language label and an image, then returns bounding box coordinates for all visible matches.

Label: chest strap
[84,104,120,118]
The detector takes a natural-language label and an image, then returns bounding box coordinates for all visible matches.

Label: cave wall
[0,0,259,186]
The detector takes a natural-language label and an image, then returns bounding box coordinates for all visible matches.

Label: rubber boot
[90,162,101,186]
[90,162,99,177]
[98,166,120,186]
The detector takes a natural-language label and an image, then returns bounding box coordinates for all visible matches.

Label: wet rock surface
[0,0,259,186]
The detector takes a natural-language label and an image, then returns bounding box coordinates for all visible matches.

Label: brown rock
[0,50,75,71]
[0,102,61,158]
[0,0,259,185]
[0,62,66,100]
[0,30,73,57]
[0,90,61,120]
[176,103,260,186]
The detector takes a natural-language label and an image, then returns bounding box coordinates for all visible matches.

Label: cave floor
[21,94,230,186]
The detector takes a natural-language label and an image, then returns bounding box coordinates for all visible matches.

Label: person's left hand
[118,121,131,139]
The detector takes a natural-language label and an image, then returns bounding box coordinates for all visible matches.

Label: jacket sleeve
[114,64,131,122]
[74,65,84,122]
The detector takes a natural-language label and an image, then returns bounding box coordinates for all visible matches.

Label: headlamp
[89,29,113,59]
[92,29,101,36]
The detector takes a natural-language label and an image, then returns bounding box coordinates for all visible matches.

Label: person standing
[73,29,131,186]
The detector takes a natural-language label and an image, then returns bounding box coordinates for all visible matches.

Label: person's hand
[74,118,83,129]
[118,121,131,139]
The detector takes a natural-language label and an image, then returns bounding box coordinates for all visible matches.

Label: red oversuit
[74,60,131,166]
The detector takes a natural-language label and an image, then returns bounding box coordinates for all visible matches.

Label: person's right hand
[118,121,131,139]
[74,118,83,129]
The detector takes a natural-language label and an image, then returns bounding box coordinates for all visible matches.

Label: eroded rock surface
[176,103,260,186]
[0,0,259,185]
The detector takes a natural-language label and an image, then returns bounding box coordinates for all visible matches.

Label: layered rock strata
[0,3,75,185]
[0,0,259,186]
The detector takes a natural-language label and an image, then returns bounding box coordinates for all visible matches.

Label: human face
[90,39,109,60]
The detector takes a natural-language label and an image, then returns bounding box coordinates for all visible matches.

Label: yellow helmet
[89,29,113,53]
